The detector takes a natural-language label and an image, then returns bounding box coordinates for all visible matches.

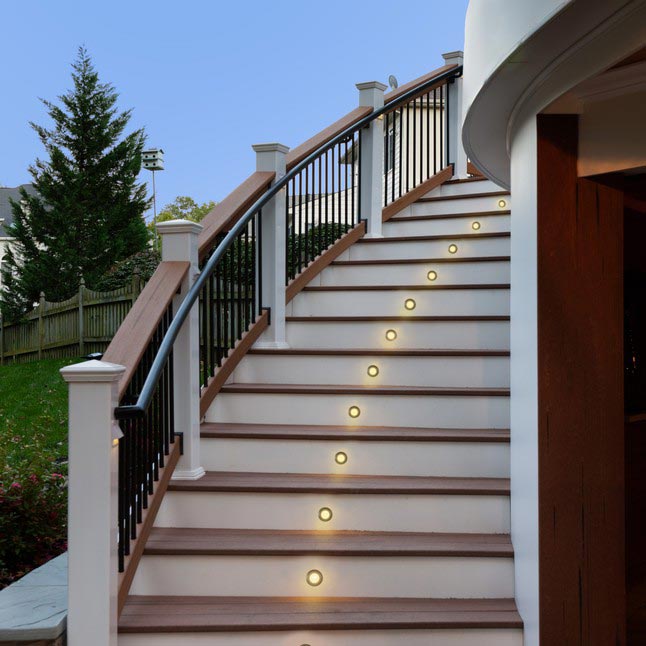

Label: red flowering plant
[0,438,67,588]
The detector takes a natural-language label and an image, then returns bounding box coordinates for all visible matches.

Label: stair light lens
[367,364,379,377]
[427,270,438,281]
[404,298,416,310]
[348,405,361,418]
[498,199,507,209]
[306,569,323,586]
[318,507,333,522]
[472,221,481,230]
[335,451,348,464]
[448,244,458,254]
[385,329,397,341]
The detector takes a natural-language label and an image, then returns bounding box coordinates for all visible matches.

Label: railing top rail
[114,63,463,418]
[384,62,458,105]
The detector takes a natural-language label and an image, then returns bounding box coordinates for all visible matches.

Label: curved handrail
[115,63,462,419]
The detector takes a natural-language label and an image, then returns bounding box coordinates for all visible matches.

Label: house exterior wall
[463,1,646,644]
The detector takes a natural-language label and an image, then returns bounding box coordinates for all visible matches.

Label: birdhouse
[142,148,165,171]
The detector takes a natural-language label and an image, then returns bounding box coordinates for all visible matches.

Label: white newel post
[253,143,290,349]
[357,81,387,238]
[442,50,468,179]
[156,219,205,480]
[60,360,125,646]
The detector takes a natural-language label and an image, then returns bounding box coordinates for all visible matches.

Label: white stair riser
[232,354,510,388]
[317,260,510,287]
[347,237,509,261]
[119,628,524,646]
[131,555,515,598]
[432,179,503,197]
[156,491,511,533]
[288,289,510,317]
[207,393,510,429]
[200,438,510,478]
[285,320,510,350]
[411,195,510,216]
[383,214,510,237]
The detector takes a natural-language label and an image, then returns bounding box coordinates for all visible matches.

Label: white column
[253,143,290,349]
[357,81,387,238]
[60,360,125,646]
[442,50,468,179]
[156,219,205,480]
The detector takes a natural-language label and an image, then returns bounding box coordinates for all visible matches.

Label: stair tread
[168,471,510,495]
[356,231,510,243]
[332,255,510,265]
[143,528,513,557]
[286,315,510,321]
[201,422,510,442]
[388,209,510,222]
[119,596,523,632]
[417,190,509,202]
[220,383,510,396]
[301,283,510,291]
[247,348,509,356]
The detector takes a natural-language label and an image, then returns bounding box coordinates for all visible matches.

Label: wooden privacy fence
[0,274,142,364]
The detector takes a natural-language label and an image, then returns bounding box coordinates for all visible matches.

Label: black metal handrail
[114,64,462,420]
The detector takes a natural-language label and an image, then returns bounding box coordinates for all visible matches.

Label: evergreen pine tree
[0,47,150,319]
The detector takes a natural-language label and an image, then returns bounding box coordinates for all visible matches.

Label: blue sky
[0,0,468,218]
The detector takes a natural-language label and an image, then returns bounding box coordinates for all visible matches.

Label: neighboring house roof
[0,184,37,237]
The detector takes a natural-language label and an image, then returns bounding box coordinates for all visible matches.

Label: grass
[0,357,80,471]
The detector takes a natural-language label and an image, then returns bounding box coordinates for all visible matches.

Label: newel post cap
[156,219,203,236]
[442,50,464,66]
[60,360,125,383]
[252,143,290,155]
[355,81,388,92]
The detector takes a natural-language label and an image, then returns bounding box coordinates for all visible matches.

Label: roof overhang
[462,0,646,189]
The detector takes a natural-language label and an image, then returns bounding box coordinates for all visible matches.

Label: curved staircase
[117,176,523,644]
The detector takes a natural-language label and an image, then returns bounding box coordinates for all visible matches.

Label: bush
[0,449,67,588]
[91,247,160,292]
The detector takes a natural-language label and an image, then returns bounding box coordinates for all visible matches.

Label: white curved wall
[463,0,572,121]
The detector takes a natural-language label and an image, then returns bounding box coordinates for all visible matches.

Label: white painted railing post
[60,360,125,646]
[357,81,387,238]
[156,219,205,480]
[442,50,468,178]
[253,143,290,349]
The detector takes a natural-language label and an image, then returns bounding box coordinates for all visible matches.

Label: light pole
[142,148,165,249]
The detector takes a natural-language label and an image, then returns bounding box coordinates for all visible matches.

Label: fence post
[60,359,125,646]
[78,277,85,356]
[156,219,205,480]
[38,291,45,360]
[357,81,387,238]
[252,143,290,348]
[442,50,467,178]
[131,267,141,300]
[0,311,4,366]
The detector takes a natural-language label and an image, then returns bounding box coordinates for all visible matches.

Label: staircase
[117,176,523,644]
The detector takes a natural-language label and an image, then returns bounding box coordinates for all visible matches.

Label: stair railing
[61,59,463,646]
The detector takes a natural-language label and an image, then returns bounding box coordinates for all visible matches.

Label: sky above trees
[0,0,468,220]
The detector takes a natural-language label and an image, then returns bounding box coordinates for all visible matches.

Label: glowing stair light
[385,329,397,341]
[318,507,333,522]
[404,298,416,311]
[306,569,323,586]
[348,405,361,418]
[367,364,379,377]
[448,244,458,254]
[427,270,438,281]
[335,451,348,465]
[472,221,481,230]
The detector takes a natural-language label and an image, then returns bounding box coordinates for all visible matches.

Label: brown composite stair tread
[247,348,510,356]
[287,315,510,322]
[356,231,510,243]
[219,383,510,396]
[445,175,490,184]
[168,471,510,495]
[201,422,510,442]
[332,255,510,265]
[417,190,509,202]
[301,283,510,292]
[143,528,513,557]
[388,209,510,222]
[119,596,523,632]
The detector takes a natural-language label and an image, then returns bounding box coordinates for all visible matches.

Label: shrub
[0,447,67,588]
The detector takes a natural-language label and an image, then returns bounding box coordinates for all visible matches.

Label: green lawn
[0,357,80,471]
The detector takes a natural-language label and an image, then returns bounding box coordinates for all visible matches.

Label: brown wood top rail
[197,171,275,259]
[102,260,188,398]
[285,106,372,170]
[384,63,458,104]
